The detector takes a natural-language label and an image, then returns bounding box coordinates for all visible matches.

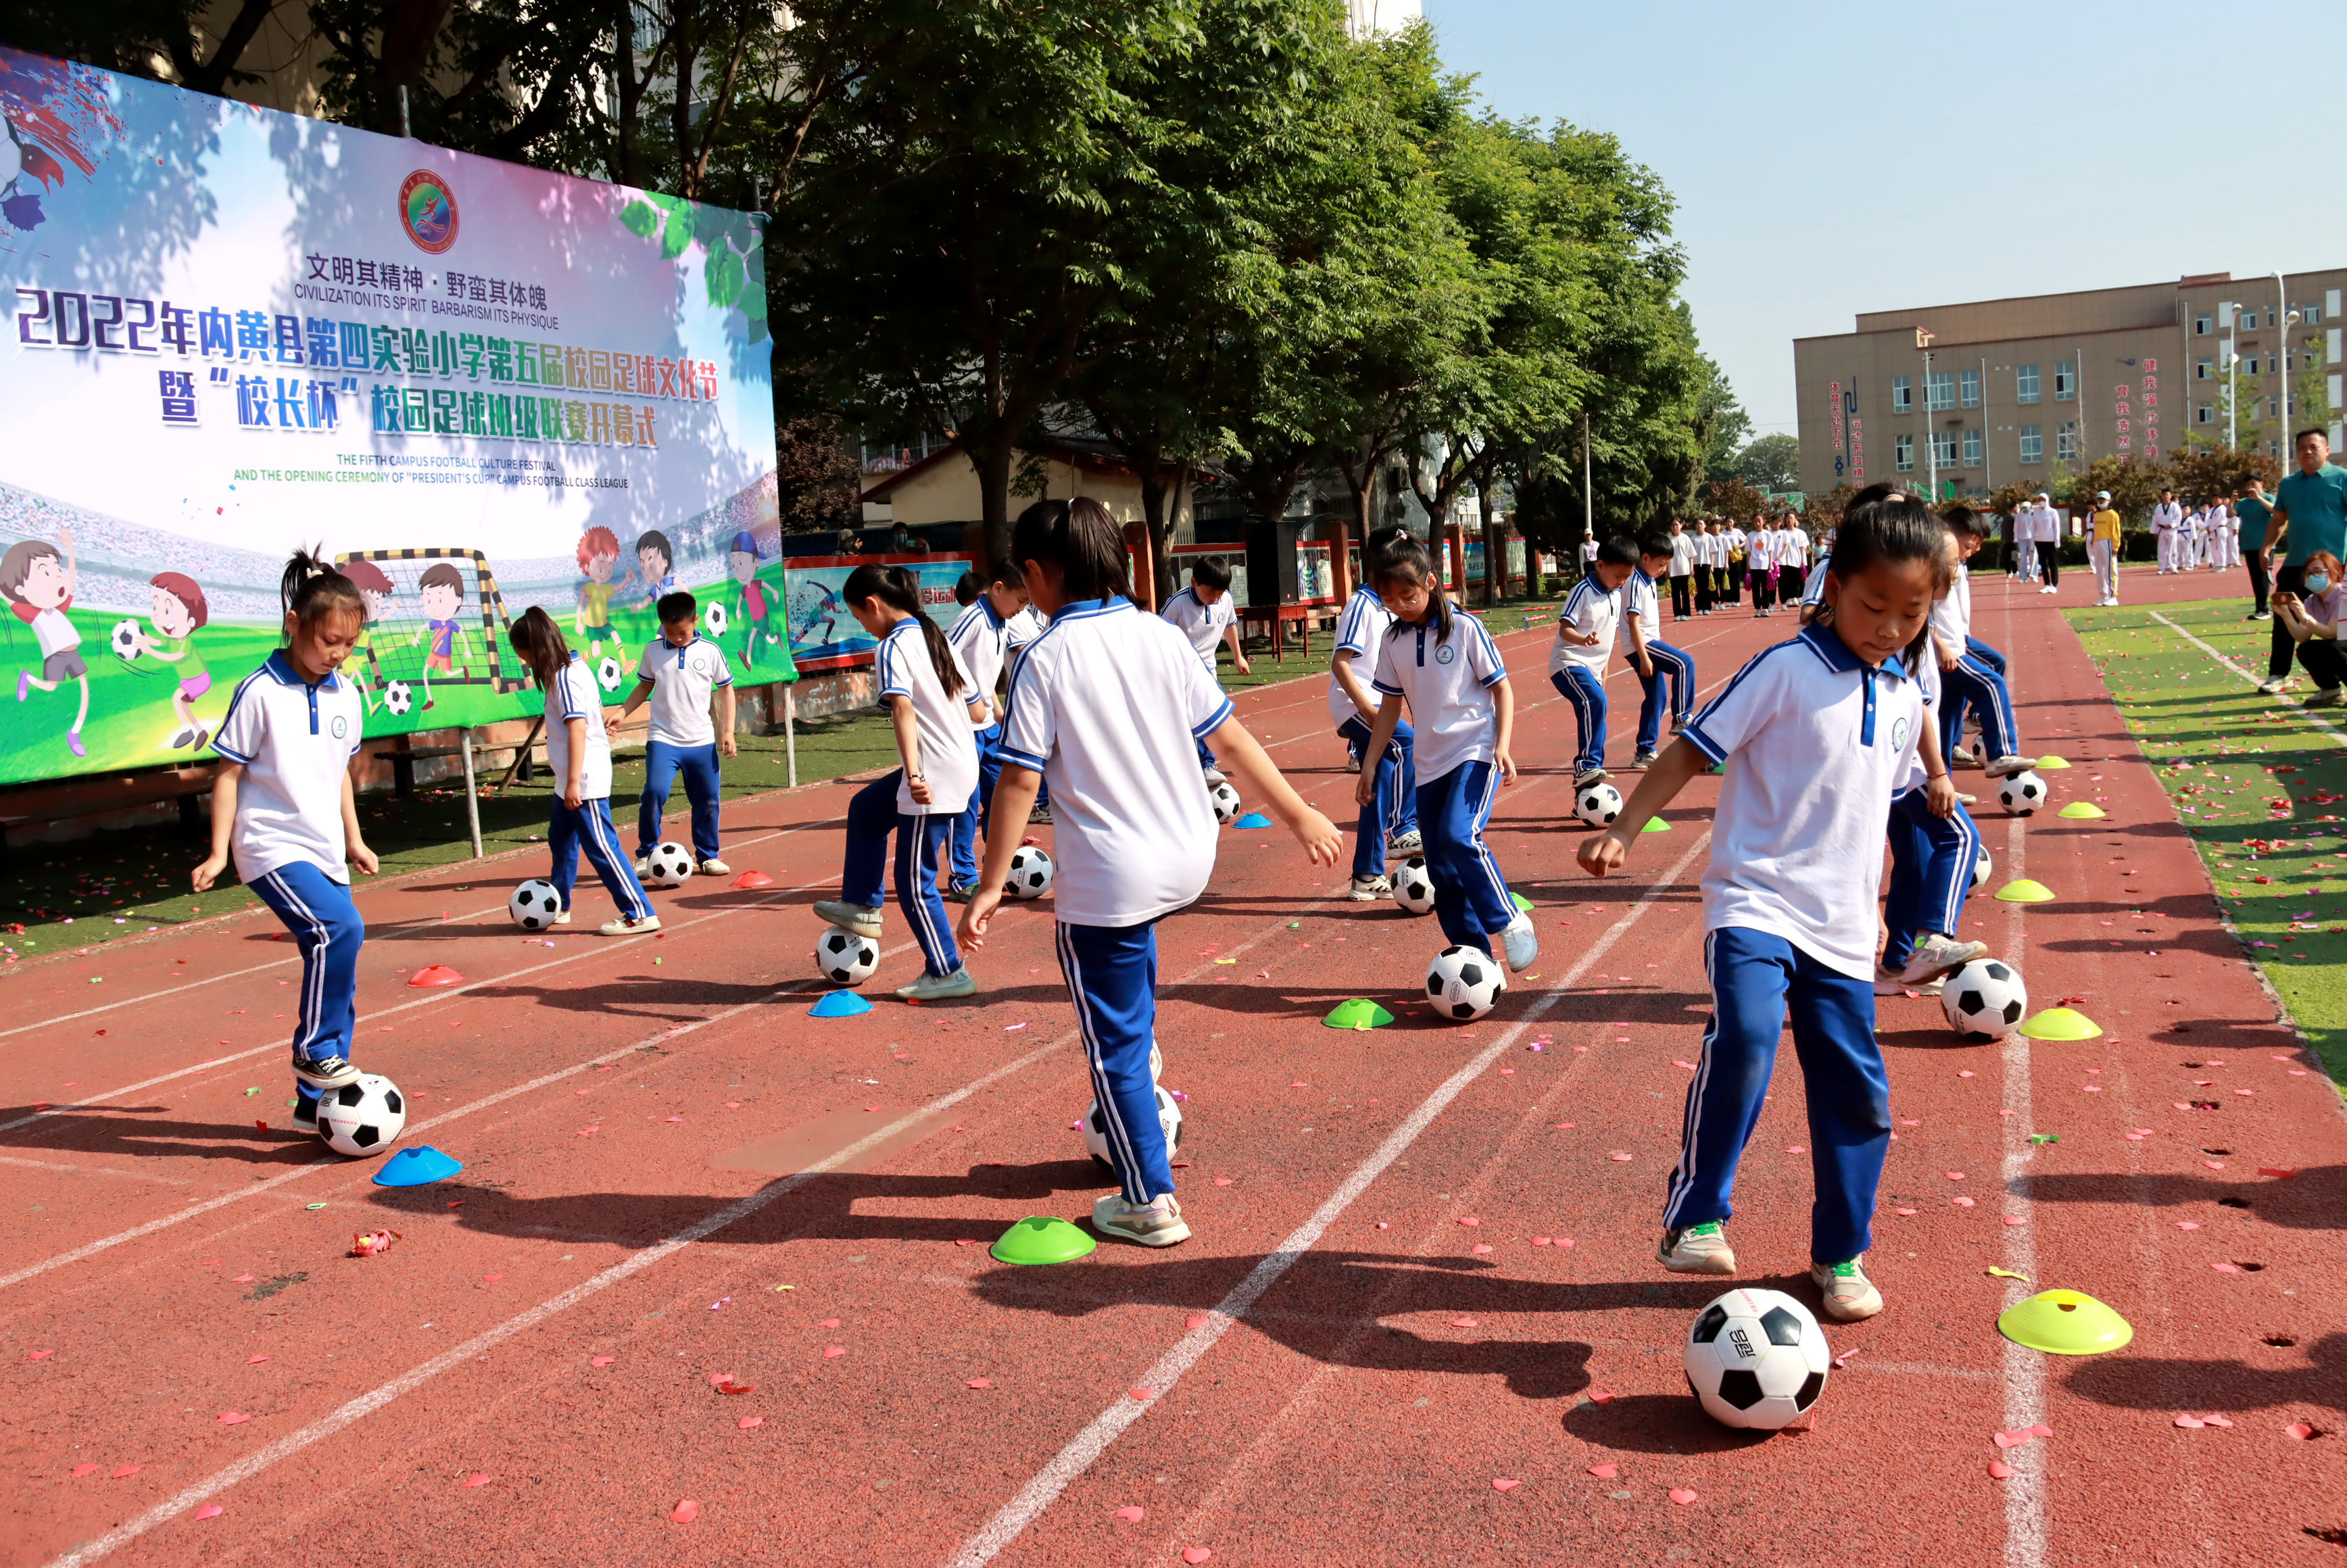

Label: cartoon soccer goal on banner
[333,548,529,718]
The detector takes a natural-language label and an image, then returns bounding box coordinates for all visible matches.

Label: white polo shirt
[1929,559,1973,648]
[634,633,733,748]
[1749,531,1776,570]
[1004,605,1047,668]
[1159,585,1235,672]
[1683,624,1925,981]
[212,650,364,884]
[1578,538,1599,566]
[999,596,1230,926]
[1668,533,1694,575]
[1550,575,1620,677]
[544,652,616,802]
[1328,586,1396,727]
[875,618,979,816]
[1371,610,1509,782]
[1623,568,1662,632]
[1800,558,1831,608]
[1904,652,1941,793]
[948,597,1012,729]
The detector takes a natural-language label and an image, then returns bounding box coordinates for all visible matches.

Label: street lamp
[2219,301,2240,449]
[1917,326,1936,498]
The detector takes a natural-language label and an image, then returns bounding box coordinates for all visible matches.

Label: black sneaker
[944,880,977,904]
[291,1093,320,1132]
[291,1054,361,1091]
[1632,750,1659,767]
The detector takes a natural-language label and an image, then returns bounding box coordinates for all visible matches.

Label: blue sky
[1428,0,2347,443]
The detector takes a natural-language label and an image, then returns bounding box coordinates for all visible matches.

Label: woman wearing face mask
[2273,549,2347,708]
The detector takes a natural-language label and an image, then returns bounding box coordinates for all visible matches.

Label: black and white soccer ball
[1082,1084,1184,1169]
[703,602,729,637]
[642,840,695,887]
[596,656,624,692]
[1006,846,1055,899]
[817,925,879,986]
[1685,1287,1831,1431]
[508,877,562,930]
[383,681,413,716]
[317,1073,406,1158]
[1391,856,1437,916]
[110,619,143,661]
[1998,770,2046,815]
[1574,783,1624,827]
[1426,944,1505,1022]
[1973,848,1993,889]
[1941,958,2029,1039]
[1208,780,1242,824]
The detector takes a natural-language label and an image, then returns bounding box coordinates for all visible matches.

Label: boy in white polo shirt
[1551,537,1633,787]
[1329,526,1423,898]
[1160,555,1249,781]
[621,591,737,875]
[944,562,1030,898]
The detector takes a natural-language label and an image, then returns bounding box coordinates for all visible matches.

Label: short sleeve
[558,662,589,720]
[1470,622,1508,687]
[1684,648,1793,764]
[1336,595,1373,656]
[998,650,1055,773]
[1371,629,1405,696]
[211,675,264,763]
[707,643,734,687]
[635,643,658,683]
[876,631,911,699]
[1178,636,1235,737]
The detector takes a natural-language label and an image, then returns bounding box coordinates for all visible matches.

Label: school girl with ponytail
[508,606,661,936]
[813,564,987,1000]
[194,549,379,1132]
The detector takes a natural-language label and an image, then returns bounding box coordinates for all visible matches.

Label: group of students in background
[1582,516,1818,622]
[2150,486,2253,576]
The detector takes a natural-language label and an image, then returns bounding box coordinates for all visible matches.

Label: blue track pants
[550,796,653,922]
[1631,640,1694,754]
[844,772,961,978]
[1549,664,1607,775]
[1336,712,1418,877]
[637,739,723,859]
[1883,793,1981,971]
[248,860,363,1100]
[1058,918,1173,1204]
[1416,760,1514,952]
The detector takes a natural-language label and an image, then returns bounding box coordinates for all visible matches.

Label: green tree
[1735,433,1801,493]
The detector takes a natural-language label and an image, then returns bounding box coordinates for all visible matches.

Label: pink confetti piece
[2004,1216,2026,1226]
[1130,1387,1155,1401]
[965,1378,992,1390]
[1187,1315,1209,1329]
[1668,1488,1698,1506]
[1115,1505,1146,1521]
[2260,1167,2298,1178]
[1213,1177,1232,1185]
[669,1499,699,1523]
[738,1415,765,1429]
[1609,1151,1632,1162]
[1451,1317,1478,1328]
[28,1348,53,1361]
[246,1354,269,1365]
[1004,1022,1027,1031]
[231,1274,255,1283]
[2211,1263,2240,1274]
[1586,1463,1618,1479]
[2175,1221,2200,1231]
[70,1463,98,1477]
[216,1411,251,1425]
[2173,1415,2205,1428]
[1672,1059,1696,1069]
[1491,1477,1520,1491]
[2290,1421,2318,1440]
[1786,1146,1806,1154]
[193,1504,224,1520]
[2203,1160,2225,1170]
[1952,1196,1975,1207]
[1895,1207,1917,1215]
[1184,1550,1213,1565]
[112,1465,140,1479]
[1945,1171,1966,1181]
[1584,1388,1614,1404]
[824,1346,846,1358]
[1532,1236,1551,1246]
[2203,1414,2235,1428]
[1831,1346,1862,1369]
[1988,1461,2013,1479]
[464,1473,491,1488]
[1958,1070,1976,1078]
[1457,1216,1480,1227]
[591,1356,616,1367]
[1471,1243,1493,1254]
[1993,1429,2034,1449]
[482,1273,503,1284]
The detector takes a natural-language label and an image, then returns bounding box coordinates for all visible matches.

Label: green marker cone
[1641,816,1673,833]
[1323,998,1397,1030]
[1511,891,1535,914]
[990,1215,1097,1266]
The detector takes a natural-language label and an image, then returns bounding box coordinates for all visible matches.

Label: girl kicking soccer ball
[959,498,1342,1247]
[1576,487,1950,1323]
[195,550,379,1132]
[508,608,660,935]
[813,564,986,1000]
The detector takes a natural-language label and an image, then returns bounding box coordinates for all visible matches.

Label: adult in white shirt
[2151,491,2183,574]
[1666,521,1695,620]
[1578,534,1601,580]
[2022,493,2061,592]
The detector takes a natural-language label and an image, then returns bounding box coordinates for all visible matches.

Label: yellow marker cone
[2018,1006,2103,1041]
[1998,1289,2133,1355]
[2057,802,2106,819]
[2034,755,2072,770]
[1994,879,2056,903]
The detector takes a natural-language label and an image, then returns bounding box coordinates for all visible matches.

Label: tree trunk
[1480,486,1501,608]
[1155,464,1192,608]
[977,437,1015,570]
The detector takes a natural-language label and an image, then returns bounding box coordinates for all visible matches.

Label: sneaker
[2039,585,2057,595]
[697,858,731,876]
[1572,767,1610,789]
[2306,689,2347,709]
[1954,791,1977,806]
[1345,754,1363,775]
[1632,750,1659,768]
[1811,1255,1884,1321]
[632,855,652,879]
[553,908,573,926]
[1947,744,1982,769]
[1872,966,1940,997]
[2258,677,2298,695]
[1658,1221,1736,1275]
[895,967,976,1002]
[945,880,977,904]
[1386,829,1423,857]
[1899,932,1988,984]
[1028,804,1054,825]
[2250,611,2273,621]
[1349,873,1391,901]
[291,1093,320,1132]
[1983,755,2038,779]
[813,900,883,938]
[600,914,662,936]
[1201,766,1226,786]
[291,1054,362,1092]
[1092,1192,1190,1247]
[1500,911,1539,972]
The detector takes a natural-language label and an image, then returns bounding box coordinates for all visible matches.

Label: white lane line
[1998,627,2048,1565]
[940,831,1714,1568]
[0,1155,192,1185]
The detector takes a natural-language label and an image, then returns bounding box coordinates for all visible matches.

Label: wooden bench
[0,763,218,866]
[1237,604,1340,664]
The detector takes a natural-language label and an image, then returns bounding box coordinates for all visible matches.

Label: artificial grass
[2068,594,2347,1092]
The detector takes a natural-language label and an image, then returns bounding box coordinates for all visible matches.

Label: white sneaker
[553,908,573,925]
[894,967,976,1002]
[1983,755,2038,779]
[1658,1221,1736,1275]
[1092,1193,1190,1247]
[1500,911,1539,972]
[2039,585,2057,595]
[1386,829,1423,857]
[1899,932,1987,985]
[1572,767,1609,789]
[813,900,883,938]
[1349,873,1391,902]
[1345,754,1363,775]
[698,858,731,876]
[2258,677,2299,695]
[599,914,662,936]
[1873,966,1942,997]
[2306,689,2347,710]
[1201,766,1226,786]
[1812,1256,1884,1321]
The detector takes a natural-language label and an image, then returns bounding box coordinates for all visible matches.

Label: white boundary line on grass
[940,831,1714,1568]
[2146,610,2347,750]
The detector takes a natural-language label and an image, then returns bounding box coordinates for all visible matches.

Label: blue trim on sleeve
[1371,676,1403,696]
[997,745,1048,773]
[1682,723,1728,764]
[1478,668,1509,689]
[210,739,256,763]
[1191,696,1234,739]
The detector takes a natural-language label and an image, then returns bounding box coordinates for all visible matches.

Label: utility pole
[1918,327,1937,499]
[1581,410,1593,552]
[2220,302,2238,450]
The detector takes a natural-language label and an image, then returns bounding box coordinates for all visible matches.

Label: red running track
[2,570,2340,1567]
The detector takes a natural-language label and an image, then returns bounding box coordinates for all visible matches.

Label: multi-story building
[1793,270,2347,499]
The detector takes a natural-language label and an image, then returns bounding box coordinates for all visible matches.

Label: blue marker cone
[372,1145,464,1187]
[808,990,873,1018]
[1233,812,1274,829]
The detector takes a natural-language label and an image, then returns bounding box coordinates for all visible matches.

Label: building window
[1962,428,1982,466]
[2196,313,2212,335]
[2056,421,2079,462]
[2308,303,2325,324]
[1895,433,1915,471]
[1891,374,1912,413]
[2018,425,2043,464]
[1926,370,1956,411]
[2197,357,2214,381]
[1960,368,1981,408]
[2054,361,2076,401]
[2016,364,2040,403]
[1931,429,1959,467]
[2197,403,2214,424]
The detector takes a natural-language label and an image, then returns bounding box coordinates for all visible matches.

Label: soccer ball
[596,656,624,691]
[1209,780,1242,824]
[704,602,729,637]
[1425,944,1505,1022]
[1574,783,1624,827]
[383,681,413,716]
[1684,1287,1831,1431]
[316,1073,406,1158]
[508,878,562,930]
[1082,1084,1184,1169]
[110,619,143,661]
[817,925,879,986]
[1998,770,2046,814]
[1973,848,1993,889]
[1941,957,2029,1039]
[642,840,695,887]
[1391,856,1438,916]
[1006,846,1055,899]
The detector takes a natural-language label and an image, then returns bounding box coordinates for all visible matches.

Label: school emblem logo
[331,715,349,739]
[1435,643,1456,665]
[400,170,458,254]
[1890,716,1909,751]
